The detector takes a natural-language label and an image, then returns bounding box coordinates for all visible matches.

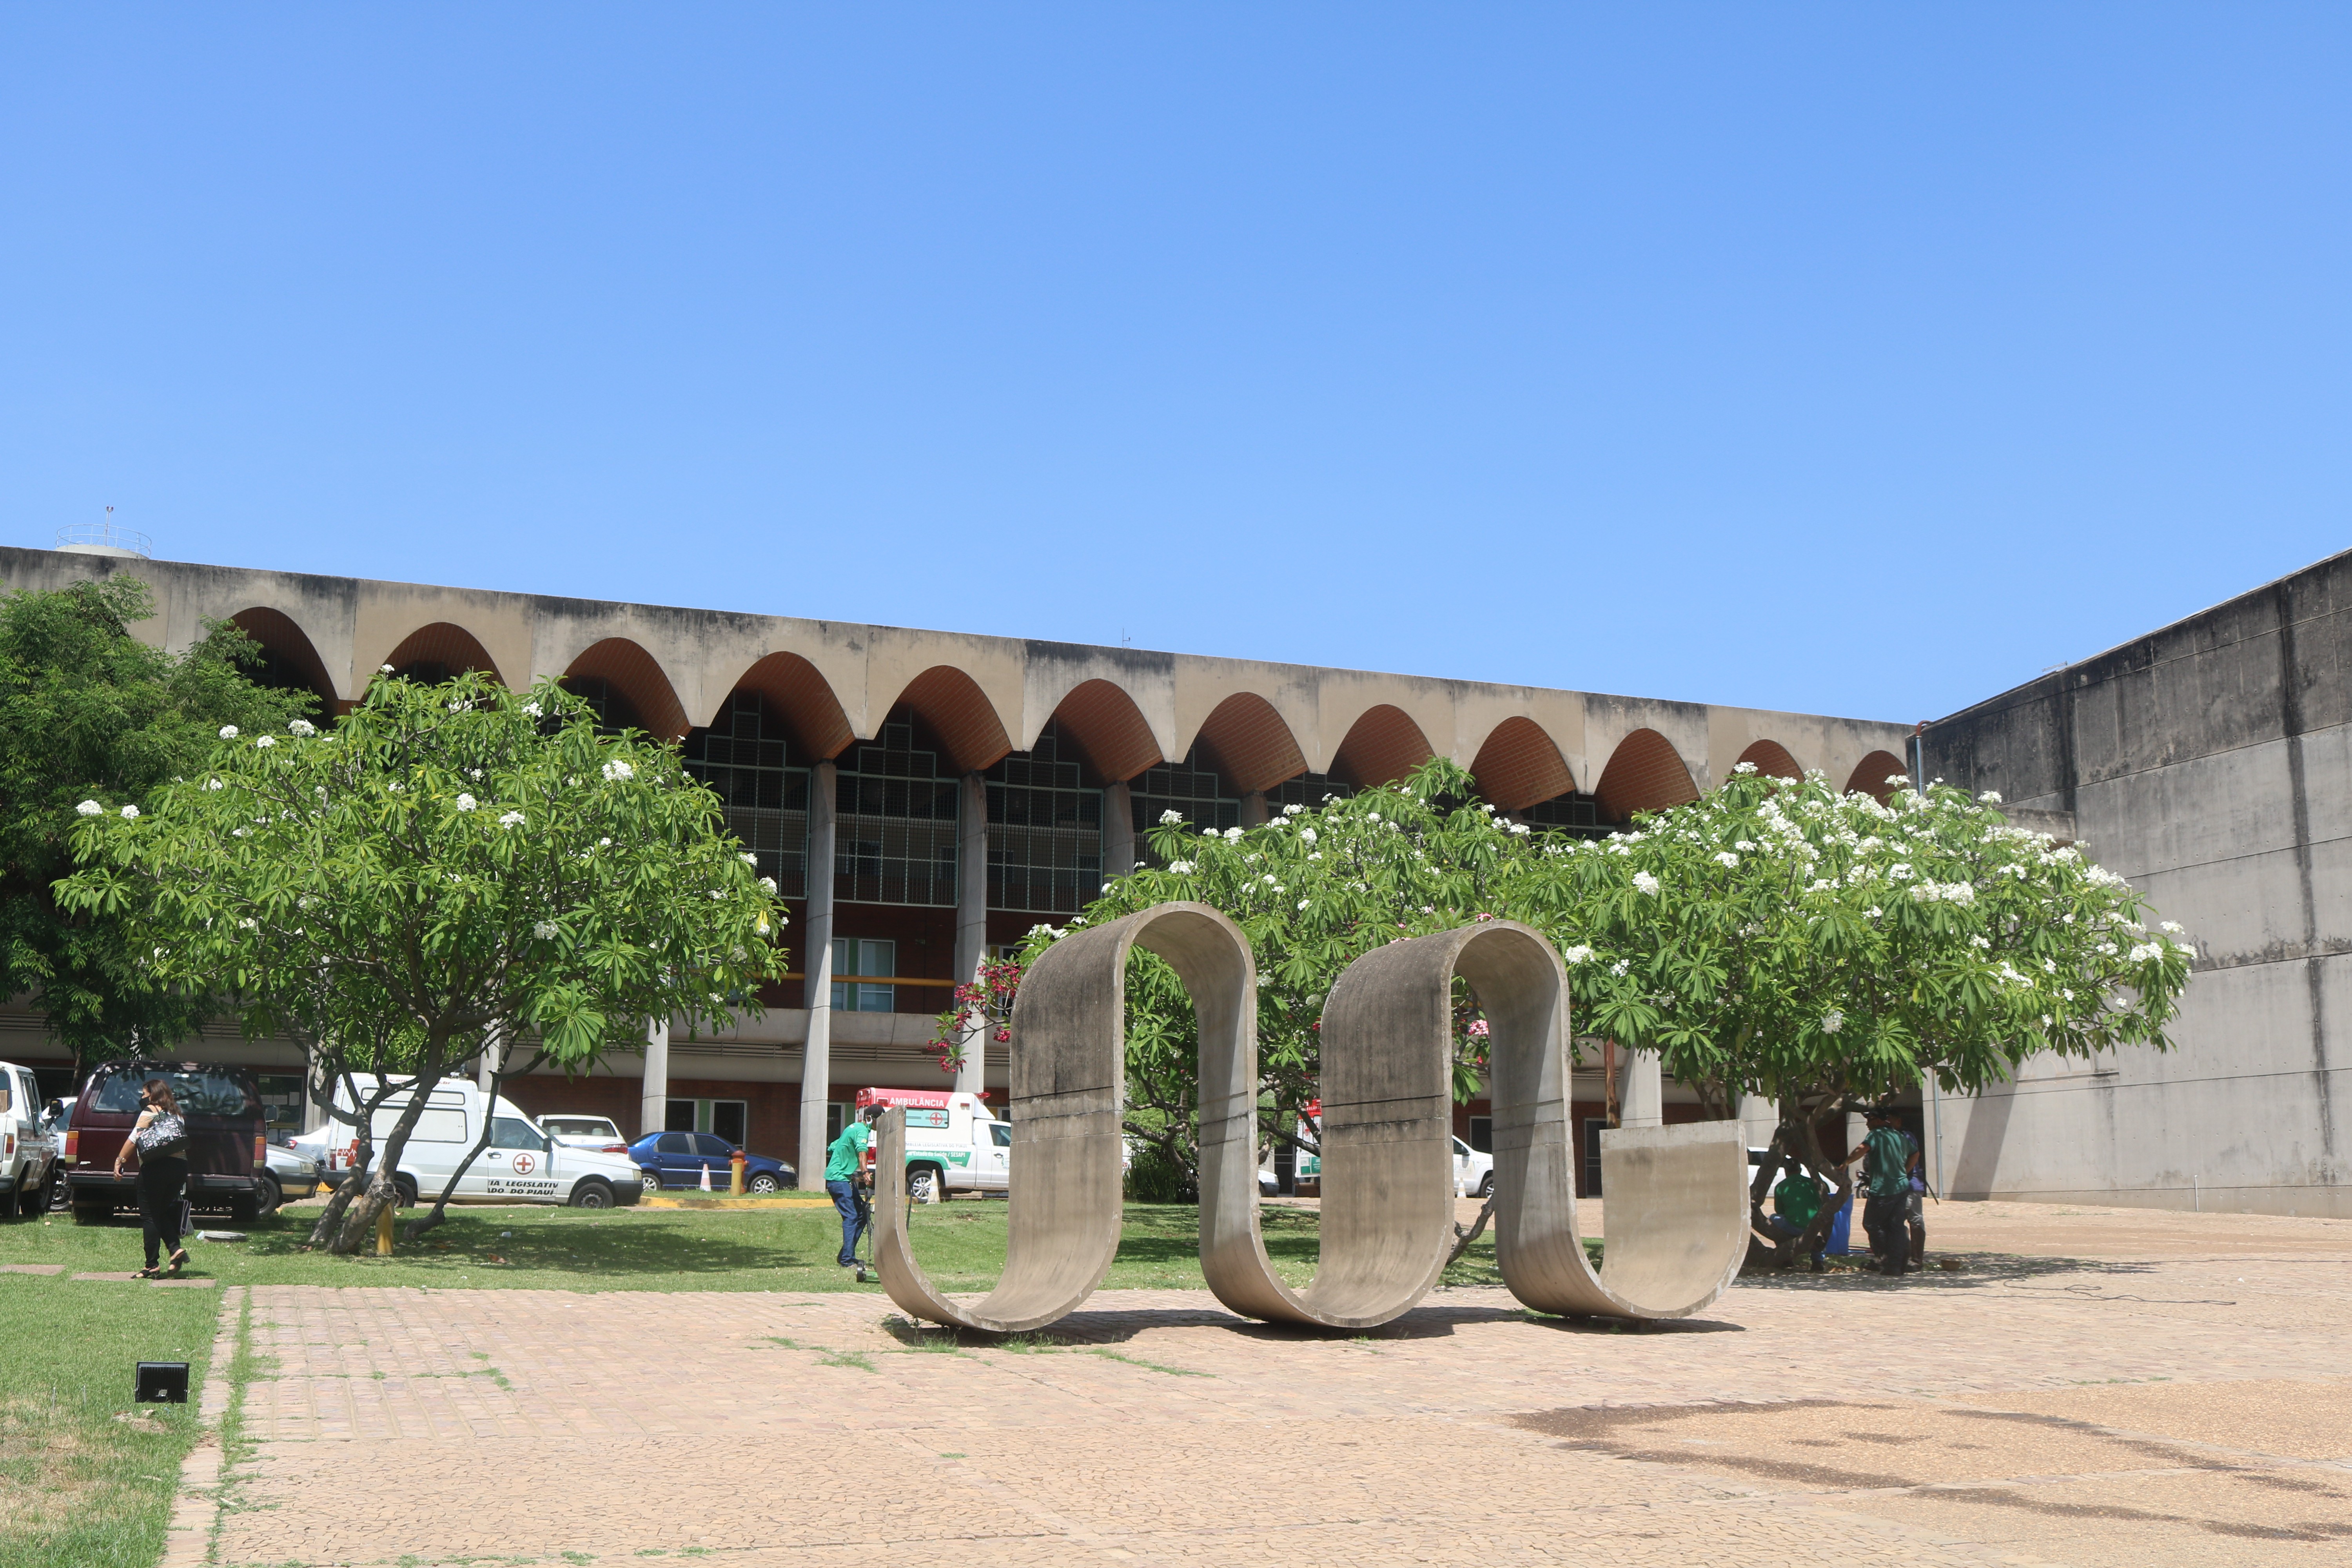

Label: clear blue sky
[5,7,2346,725]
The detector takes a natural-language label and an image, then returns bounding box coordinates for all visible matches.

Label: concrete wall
[1920,550,2352,1217]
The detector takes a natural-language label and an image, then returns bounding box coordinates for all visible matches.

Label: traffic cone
[699,1162,711,1192]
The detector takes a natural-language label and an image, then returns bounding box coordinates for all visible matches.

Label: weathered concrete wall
[1921,550,2352,1217]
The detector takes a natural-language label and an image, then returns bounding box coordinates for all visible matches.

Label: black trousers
[1862,1193,1909,1273]
[138,1157,188,1269]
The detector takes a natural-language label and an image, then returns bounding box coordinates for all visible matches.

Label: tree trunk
[1447,1189,1499,1268]
[332,1069,445,1255]
[405,1049,545,1242]
[306,1069,402,1247]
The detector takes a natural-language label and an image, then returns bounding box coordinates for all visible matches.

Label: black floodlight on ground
[135,1361,190,1404]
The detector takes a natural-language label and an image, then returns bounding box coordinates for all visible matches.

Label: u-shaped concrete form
[876,903,1749,1334]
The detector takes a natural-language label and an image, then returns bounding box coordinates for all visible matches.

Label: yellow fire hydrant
[376,1203,395,1256]
[730,1148,747,1196]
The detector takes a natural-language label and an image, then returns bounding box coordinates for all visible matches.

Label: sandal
[167,1249,190,1276]
[134,1266,163,1280]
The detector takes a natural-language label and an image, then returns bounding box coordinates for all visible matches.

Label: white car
[1452,1137,1495,1199]
[539,1114,630,1152]
[297,1075,646,1209]
[0,1060,63,1219]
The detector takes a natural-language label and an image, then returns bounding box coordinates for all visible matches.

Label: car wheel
[394,1175,419,1209]
[638,1168,662,1191]
[253,1172,283,1219]
[71,1198,112,1225]
[570,1178,614,1209]
[1477,1172,1495,1199]
[908,1166,941,1205]
[746,1172,780,1194]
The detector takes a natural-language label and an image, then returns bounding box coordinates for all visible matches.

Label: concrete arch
[1735,739,1804,781]
[889,665,1015,775]
[228,607,338,712]
[718,651,856,761]
[1593,728,1700,822]
[561,637,690,742]
[1186,692,1309,795]
[1846,749,1910,802]
[1469,716,1577,811]
[379,622,503,686]
[1328,704,1437,790]
[1044,678,1164,784]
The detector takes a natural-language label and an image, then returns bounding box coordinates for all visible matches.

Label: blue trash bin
[1824,1194,1855,1255]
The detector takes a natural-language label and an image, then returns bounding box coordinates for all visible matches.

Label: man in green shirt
[1766,1166,1829,1272]
[825,1110,876,1269]
[1859,1109,1916,1276]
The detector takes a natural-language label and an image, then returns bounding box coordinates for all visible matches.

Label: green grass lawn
[0,1261,220,1568]
[0,1198,1512,1295]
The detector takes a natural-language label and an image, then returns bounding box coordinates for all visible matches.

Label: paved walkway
[211,1201,2352,1567]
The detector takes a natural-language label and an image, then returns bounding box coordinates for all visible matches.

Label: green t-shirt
[1773,1173,1822,1229]
[1863,1125,1912,1198]
[824,1120,872,1182]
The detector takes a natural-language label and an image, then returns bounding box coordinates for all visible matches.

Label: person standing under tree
[1858,1107,1915,1276]
[111,1078,190,1279]
[824,1106,877,1270]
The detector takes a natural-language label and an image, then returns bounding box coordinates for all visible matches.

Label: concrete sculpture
[875,902,1750,1334]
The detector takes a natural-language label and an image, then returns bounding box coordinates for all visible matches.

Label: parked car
[540,1114,630,1151]
[1452,1137,1495,1199]
[264,1131,325,1201]
[0,1059,64,1219]
[65,1061,274,1223]
[298,1075,646,1209]
[630,1131,793,1193]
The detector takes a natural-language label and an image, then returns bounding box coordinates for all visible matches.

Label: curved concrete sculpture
[878,903,1748,1334]
[876,901,1255,1333]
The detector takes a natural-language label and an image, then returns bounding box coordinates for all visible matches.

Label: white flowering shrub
[61,669,788,1254]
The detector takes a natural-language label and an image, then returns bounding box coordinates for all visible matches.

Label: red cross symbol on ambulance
[512,1153,535,1175]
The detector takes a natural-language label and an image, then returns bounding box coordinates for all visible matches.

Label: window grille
[562,675,642,735]
[682,692,810,897]
[831,937,897,1012]
[1521,791,1610,839]
[834,721,959,906]
[1130,747,1239,866]
[986,721,1103,913]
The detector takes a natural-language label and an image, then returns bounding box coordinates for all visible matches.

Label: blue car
[629,1131,795,1194]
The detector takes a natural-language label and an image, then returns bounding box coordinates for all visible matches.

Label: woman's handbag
[132,1111,189,1160]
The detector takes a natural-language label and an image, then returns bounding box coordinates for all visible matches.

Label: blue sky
[4,7,2346,724]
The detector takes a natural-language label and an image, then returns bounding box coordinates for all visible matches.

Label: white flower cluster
[759,875,779,894]
[455,793,477,813]
[120,804,138,819]
[1713,851,1739,869]
[1224,826,1244,841]
[601,759,635,782]
[499,811,525,828]
[1820,1010,1844,1034]
[255,735,276,749]
[76,799,102,816]
[1632,871,1660,897]
[288,719,316,737]
[1559,945,1593,966]
[1160,809,1184,825]
[1907,880,1976,905]
[1165,860,1195,875]
[218,725,238,739]
[532,920,559,940]
[523,701,543,719]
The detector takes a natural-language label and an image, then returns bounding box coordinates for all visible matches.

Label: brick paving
[210,1201,2352,1568]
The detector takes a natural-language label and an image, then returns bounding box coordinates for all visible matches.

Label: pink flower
[1467,1019,1489,1037]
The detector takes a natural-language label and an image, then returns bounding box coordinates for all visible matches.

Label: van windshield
[90,1070,256,1118]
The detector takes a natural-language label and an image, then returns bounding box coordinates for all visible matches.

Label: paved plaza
[198,1201,2352,1568]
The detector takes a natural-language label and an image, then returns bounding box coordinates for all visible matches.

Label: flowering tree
[0,577,312,1072]
[58,671,788,1254]
[1512,764,2195,1261]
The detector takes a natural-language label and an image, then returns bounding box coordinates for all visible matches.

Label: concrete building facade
[1919,549,2352,1218]
[0,545,1909,1184]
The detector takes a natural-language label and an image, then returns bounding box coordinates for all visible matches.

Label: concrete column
[639,1017,670,1142]
[1103,779,1136,877]
[797,759,838,1190]
[476,1024,505,1095]
[954,771,989,1096]
[1617,1048,1662,1129]
[1737,1093,1779,1150]
[1240,790,1269,827]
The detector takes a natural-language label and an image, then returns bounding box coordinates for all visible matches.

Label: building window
[987,720,1103,913]
[1467,1115,1493,1155]
[832,937,897,1012]
[1269,772,1352,811]
[562,675,642,735]
[1131,747,1240,866]
[1521,791,1610,839]
[666,1097,749,1145]
[835,720,959,906]
[252,1073,305,1133]
[682,692,811,897]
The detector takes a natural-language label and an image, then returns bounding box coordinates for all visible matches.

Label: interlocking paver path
[214,1201,2352,1567]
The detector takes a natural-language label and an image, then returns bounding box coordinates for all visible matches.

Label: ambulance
[852,1087,1008,1203]
[296,1075,645,1209]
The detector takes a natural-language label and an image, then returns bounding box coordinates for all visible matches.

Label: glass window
[989,1122,1012,1148]
[1130,746,1240,867]
[1468,1116,1493,1154]
[693,1133,735,1157]
[252,1073,305,1131]
[664,1098,699,1133]
[656,1132,693,1155]
[490,1117,546,1151]
[986,720,1103,914]
[90,1069,256,1118]
[1268,773,1352,812]
[1453,1137,1469,1157]
[1520,791,1610,839]
[682,691,811,897]
[831,938,897,1013]
[833,719,959,906]
[543,1117,618,1139]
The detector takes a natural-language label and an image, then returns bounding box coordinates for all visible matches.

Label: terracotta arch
[1468,717,1576,811]
[1593,728,1700,822]
[1045,679,1164,784]
[715,652,856,761]
[379,622,503,686]
[1329,705,1436,791]
[561,638,689,742]
[1735,739,1803,782]
[227,608,337,711]
[1186,693,1308,795]
[1846,750,1910,802]
[890,666,1015,774]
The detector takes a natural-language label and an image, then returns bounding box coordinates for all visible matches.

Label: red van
[64,1060,272,1224]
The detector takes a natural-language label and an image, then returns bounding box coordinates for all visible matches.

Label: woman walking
[111,1078,190,1278]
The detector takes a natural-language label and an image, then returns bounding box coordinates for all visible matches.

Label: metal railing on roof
[55,520,153,559]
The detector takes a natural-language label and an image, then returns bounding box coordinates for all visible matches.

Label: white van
[853,1088,1008,1203]
[297,1076,645,1209]
[0,1060,62,1218]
